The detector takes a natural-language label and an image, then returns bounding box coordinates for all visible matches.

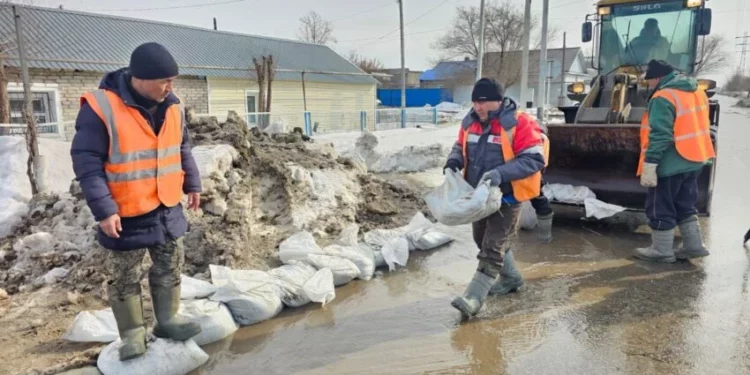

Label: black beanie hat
[472,77,504,102]
[644,59,674,80]
[129,42,179,80]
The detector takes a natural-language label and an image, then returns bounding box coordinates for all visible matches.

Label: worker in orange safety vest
[635,59,715,263]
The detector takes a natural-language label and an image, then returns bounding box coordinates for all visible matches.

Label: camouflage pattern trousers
[472,204,521,268]
[106,238,184,300]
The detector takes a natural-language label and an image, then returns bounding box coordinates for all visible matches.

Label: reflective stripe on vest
[460,114,544,202]
[82,89,185,217]
[637,88,715,176]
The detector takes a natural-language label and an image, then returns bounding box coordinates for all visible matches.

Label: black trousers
[472,204,520,268]
[531,176,553,216]
[645,170,701,231]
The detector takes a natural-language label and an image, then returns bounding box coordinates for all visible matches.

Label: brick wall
[5,68,208,140]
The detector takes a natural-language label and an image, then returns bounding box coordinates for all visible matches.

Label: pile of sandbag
[61,216,451,375]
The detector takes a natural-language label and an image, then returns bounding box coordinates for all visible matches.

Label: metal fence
[0,120,70,139]
[193,107,446,135]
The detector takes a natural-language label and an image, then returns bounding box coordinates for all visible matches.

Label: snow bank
[0,136,75,238]
[338,131,449,174]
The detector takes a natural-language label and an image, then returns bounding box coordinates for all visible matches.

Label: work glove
[640,162,658,188]
[443,159,462,174]
[480,170,502,187]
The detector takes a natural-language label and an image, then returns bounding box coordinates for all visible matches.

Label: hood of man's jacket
[656,71,698,93]
[98,67,179,107]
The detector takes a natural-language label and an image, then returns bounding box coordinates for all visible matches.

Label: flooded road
[200,96,750,375]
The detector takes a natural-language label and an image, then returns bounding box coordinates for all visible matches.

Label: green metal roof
[0,4,376,85]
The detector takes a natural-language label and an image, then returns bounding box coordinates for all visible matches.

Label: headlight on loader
[568,82,585,94]
[697,78,716,98]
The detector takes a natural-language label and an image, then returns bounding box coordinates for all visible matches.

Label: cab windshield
[598,0,698,74]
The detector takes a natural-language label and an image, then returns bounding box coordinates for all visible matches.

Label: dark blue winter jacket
[446,98,546,200]
[70,68,202,251]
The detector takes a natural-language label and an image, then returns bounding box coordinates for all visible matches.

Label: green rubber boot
[110,294,147,361]
[537,213,553,243]
[150,284,202,341]
[489,250,524,296]
[451,263,499,318]
[634,229,676,263]
[675,217,710,259]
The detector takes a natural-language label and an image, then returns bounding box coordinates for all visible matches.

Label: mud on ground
[0,111,427,375]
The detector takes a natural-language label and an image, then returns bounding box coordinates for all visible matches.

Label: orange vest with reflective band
[637,88,715,176]
[460,113,548,202]
[81,89,185,218]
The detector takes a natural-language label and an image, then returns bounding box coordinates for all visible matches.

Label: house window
[8,91,57,124]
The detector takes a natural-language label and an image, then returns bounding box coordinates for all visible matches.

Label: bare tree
[694,35,729,76]
[433,1,557,61]
[297,11,336,45]
[346,50,384,73]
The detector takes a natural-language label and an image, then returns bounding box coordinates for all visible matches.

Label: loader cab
[586,0,711,78]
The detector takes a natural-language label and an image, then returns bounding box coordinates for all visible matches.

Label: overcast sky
[27,0,746,83]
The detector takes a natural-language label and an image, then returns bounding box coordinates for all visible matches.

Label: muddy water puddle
[195,99,750,374]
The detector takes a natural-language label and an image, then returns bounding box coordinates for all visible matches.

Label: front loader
[547,0,719,216]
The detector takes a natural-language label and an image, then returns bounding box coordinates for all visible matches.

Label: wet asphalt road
[197,96,750,375]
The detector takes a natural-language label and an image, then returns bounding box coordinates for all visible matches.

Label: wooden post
[301,71,307,111]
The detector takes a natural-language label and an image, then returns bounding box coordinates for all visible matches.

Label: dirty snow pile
[63,219,452,375]
[340,130,448,174]
[0,136,75,238]
[0,111,429,298]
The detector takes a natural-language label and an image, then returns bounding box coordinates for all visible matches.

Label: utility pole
[13,5,44,195]
[520,0,531,107]
[736,32,750,75]
[476,0,486,81]
[398,0,406,110]
[536,0,549,122]
[559,32,567,106]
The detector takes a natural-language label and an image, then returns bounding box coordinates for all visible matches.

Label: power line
[89,0,249,12]
[329,3,394,23]
[360,0,455,48]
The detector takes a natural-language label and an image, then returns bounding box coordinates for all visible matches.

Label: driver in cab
[628,18,670,63]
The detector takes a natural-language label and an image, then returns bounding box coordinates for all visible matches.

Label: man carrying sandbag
[443,78,547,318]
[71,42,202,360]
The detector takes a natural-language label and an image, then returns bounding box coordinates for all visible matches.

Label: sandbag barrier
[62,213,452,375]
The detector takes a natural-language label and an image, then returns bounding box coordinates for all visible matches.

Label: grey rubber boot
[110,294,147,361]
[451,263,499,318]
[634,229,676,263]
[489,250,524,296]
[537,213,553,243]
[150,284,202,341]
[675,217,710,259]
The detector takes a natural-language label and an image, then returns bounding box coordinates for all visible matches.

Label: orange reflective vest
[460,113,548,202]
[81,89,185,218]
[637,88,715,176]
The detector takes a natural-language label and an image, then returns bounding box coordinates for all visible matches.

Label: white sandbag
[409,228,453,251]
[306,253,360,286]
[424,169,503,226]
[303,268,336,306]
[278,231,323,264]
[518,201,538,230]
[208,265,284,326]
[178,300,238,346]
[62,308,118,343]
[268,260,318,307]
[372,249,386,268]
[322,244,375,281]
[381,237,410,271]
[334,223,360,246]
[97,338,208,375]
[180,274,217,300]
[584,198,627,219]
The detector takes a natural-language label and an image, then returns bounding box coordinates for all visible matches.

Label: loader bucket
[544,124,714,214]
